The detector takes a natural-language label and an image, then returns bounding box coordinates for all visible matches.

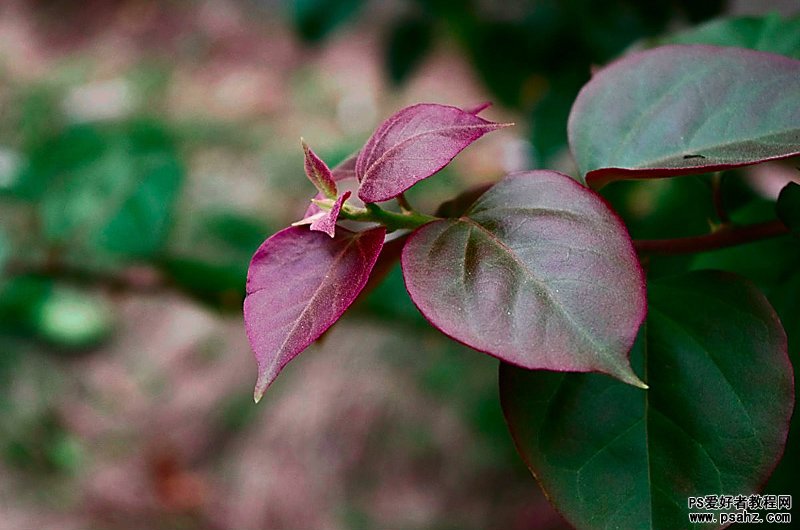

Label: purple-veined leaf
[244,225,385,402]
[569,45,800,188]
[356,103,510,203]
[302,140,338,199]
[310,191,351,238]
[402,170,647,386]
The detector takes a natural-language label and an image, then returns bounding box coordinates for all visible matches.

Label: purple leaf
[356,103,510,203]
[330,153,358,181]
[302,140,337,199]
[402,170,646,387]
[310,191,351,238]
[303,153,359,219]
[464,101,492,115]
[244,225,385,402]
[569,45,800,187]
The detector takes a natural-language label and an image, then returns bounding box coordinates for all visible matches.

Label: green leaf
[501,271,793,530]
[569,46,800,187]
[37,123,183,258]
[659,14,800,59]
[777,182,800,236]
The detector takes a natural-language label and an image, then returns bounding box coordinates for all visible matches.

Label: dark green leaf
[777,182,800,235]
[501,271,793,530]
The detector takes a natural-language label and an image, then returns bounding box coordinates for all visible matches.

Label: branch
[337,202,437,231]
[634,220,790,255]
[4,258,173,294]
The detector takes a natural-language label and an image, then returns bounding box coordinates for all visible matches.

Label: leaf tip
[618,369,648,390]
[253,379,267,404]
[302,139,337,199]
[253,362,279,403]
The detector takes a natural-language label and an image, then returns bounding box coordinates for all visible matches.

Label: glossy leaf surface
[569,46,800,187]
[501,271,794,530]
[356,103,508,203]
[402,171,646,386]
[244,225,385,401]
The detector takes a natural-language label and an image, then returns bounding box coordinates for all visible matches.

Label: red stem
[634,220,790,255]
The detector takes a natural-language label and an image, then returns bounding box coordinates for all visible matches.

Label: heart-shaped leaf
[402,170,646,386]
[244,225,385,402]
[501,271,794,530]
[569,45,800,187]
[356,103,509,203]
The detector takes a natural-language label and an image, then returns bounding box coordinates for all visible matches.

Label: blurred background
[0,1,798,529]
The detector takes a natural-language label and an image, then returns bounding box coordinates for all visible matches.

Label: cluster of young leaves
[245,37,800,528]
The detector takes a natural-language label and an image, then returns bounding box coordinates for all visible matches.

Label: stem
[4,257,173,294]
[396,193,414,213]
[634,220,789,255]
[340,203,437,231]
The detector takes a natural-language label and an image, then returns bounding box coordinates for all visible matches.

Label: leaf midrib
[361,123,498,183]
[254,233,368,377]
[457,216,619,369]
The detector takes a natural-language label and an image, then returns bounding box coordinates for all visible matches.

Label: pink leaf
[244,225,385,402]
[310,191,351,237]
[302,140,338,199]
[402,171,646,387]
[464,101,492,115]
[303,153,359,219]
[356,103,510,202]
